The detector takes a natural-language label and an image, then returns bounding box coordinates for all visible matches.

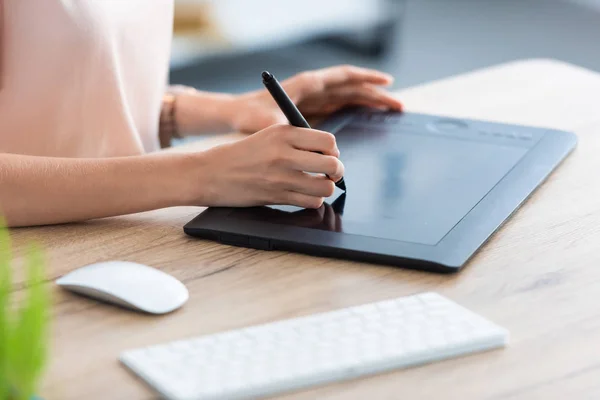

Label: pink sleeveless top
[0,0,173,157]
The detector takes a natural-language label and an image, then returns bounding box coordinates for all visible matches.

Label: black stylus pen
[262,71,346,192]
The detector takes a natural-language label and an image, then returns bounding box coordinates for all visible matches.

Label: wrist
[164,151,216,207]
[175,90,237,135]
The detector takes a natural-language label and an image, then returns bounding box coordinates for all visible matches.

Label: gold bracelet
[159,93,181,148]
[159,86,200,148]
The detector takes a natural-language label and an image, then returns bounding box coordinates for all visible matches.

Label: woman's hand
[195,124,343,209]
[227,65,403,133]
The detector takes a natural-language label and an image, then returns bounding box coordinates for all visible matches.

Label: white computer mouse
[56,261,189,314]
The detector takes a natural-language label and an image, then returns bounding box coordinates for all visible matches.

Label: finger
[279,191,324,209]
[285,65,394,101]
[287,150,344,181]
[327,84,403,111]
[281,171,337,198]
[284,126,340,157]
[316,65,394,88]
[315,101,388,116]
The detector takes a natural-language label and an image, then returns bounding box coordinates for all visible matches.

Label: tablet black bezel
[183,111,577,273]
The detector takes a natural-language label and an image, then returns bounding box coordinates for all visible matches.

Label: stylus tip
[262,71,274,82]
[336,178,347,192]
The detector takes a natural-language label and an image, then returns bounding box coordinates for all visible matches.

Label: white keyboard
[120,292,508,400]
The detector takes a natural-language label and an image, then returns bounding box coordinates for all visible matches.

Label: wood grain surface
[9,59,600,400]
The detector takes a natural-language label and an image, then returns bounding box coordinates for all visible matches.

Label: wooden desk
[11,59,600,399]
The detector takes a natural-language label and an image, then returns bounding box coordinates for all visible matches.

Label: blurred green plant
[0,223,49,400]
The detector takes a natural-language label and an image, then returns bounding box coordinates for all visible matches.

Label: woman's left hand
[227,65,403,133]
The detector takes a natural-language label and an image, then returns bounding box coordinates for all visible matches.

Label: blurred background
[170,0,600,99]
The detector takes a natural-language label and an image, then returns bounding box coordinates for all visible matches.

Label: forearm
[169,87,235,136]
[0,152,203,227]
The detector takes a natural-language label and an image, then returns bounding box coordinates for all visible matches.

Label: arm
[163,86,235,141]
[165,65,402,139]
[0,124,343,227]
[0,152,199,227]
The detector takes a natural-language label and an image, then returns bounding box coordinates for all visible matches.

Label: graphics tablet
[183,110,576,272]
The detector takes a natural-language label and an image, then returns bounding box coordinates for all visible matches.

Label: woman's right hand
[196,124,344,209]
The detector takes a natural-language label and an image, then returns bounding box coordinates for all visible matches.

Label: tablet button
[517,132,533,140]
[428,118,469,133]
